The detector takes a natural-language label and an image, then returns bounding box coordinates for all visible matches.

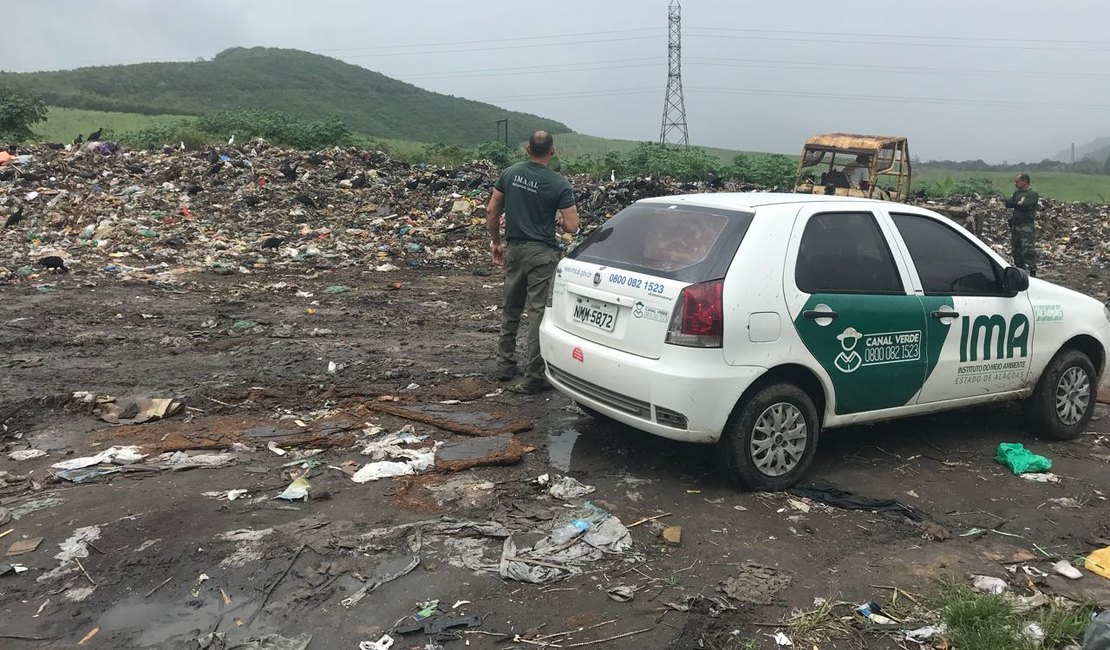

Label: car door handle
[802,309,839,320]
[930,310,960,319]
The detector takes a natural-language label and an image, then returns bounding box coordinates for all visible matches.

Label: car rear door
[549,201,753,360]
[786,206,930,415]
[885,210,1035,403]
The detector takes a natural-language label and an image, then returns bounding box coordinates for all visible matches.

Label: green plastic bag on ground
[995,442,1052,475]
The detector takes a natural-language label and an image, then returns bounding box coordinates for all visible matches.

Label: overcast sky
[4,0,1108,162]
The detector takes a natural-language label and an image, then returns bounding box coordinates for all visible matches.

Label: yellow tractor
[794,133,911,202]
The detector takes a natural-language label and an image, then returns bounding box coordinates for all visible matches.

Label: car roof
[637,192,893,212]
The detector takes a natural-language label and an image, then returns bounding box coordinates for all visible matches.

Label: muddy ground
[1,265,1108,650]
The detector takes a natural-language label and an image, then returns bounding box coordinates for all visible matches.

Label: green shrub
[0,86,48,142]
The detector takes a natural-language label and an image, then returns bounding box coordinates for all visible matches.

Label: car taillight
[666,279,723,348]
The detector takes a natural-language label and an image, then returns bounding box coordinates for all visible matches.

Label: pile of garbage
[0,142,1106,296]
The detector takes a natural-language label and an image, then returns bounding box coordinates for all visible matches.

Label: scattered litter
[267,441,287,456]
[7,536,44,556]
[1020,472,1061,483]
[57,467,123,483]
[551,519,591,544]
[96,396,183,425]
[452,600,470,609]
[788,480,928,522]
[0,508,9,526]
[1085,546,1110,579]
[971,574,1009,595]
[52,445,146,470]
[352,429,437,482]
[197,632,313,650]
[607,585,635,602]
[78,627,100,645]
[500,506,631,584]
[8,449,47,461]
[995,442,1052,475]
[159,451,236,471]
[855,601,897,625]
[547,475,595,499]
[276,476,310,501]
[1023,622,1045,646]
[228,490,249,501]
[1046,497,1083,509]
[358,636,394,650]
[663,526,683,546]
[772,631,793,646]
[905,624,945,643]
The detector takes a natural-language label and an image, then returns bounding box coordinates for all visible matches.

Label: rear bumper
[540,315,764,443]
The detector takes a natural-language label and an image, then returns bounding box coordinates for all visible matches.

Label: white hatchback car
[539,193,1110,490]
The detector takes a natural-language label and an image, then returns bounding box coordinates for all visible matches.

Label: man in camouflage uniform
[1004,172,1039,277]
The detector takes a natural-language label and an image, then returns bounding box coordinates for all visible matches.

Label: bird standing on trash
[87,128,102,142]
[38,256,68,273]
[72,134,83,146]
[4,207,24,228]
[280,160,299,181]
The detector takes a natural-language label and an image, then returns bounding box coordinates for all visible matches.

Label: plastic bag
[995,443,1052,475]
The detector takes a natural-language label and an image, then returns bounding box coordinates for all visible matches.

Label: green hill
[0,47,570,146]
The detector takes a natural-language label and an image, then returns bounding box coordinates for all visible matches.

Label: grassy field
[914,167,1109,203]
[34,107,190,144]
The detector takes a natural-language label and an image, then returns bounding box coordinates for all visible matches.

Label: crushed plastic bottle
[551,519,591,544]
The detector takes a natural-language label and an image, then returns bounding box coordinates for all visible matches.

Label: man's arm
[486,188,505,266]
[558,205,580,235]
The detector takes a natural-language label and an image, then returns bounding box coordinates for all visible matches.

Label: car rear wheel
[722,383,819,491]
[1025,348,1096,441]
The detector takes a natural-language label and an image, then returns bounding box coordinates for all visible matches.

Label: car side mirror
[1002,266,1029,293]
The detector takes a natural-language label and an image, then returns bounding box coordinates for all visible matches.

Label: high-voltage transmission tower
[658,0,689,147]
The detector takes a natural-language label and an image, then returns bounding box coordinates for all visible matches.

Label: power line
[313,27,664,53]
[684,29,1110,53]
[685,57,1110,81]
[396,59,665,81]
[686,85,1110,110]
[317,35,662,60]
[685,25,1105,47]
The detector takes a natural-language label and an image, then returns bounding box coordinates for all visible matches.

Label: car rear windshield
[568,203,753,282]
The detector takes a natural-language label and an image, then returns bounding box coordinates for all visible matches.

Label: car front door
[786,208,929,415]
[887,211,1035,403]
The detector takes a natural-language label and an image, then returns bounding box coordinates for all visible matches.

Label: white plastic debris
[358,634,394,650]
[905,625,945,643]
[276,477,310,501]
[8,449,47,461]
[971,574,1009,595]
[1023,622,1045,647]
[51,445,146,470]
[266,441,287,456]
[772,631,793,646]
[548,476,595,499]
[227,489,249,501]
[1020,472,1060,483]
[1052,560,1083,580]
[351,461,418,482]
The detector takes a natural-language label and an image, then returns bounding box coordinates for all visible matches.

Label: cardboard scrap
[7,536,44,556]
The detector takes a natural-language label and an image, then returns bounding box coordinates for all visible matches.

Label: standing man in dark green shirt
[487,131,580,393]
[1004,172,1039,277]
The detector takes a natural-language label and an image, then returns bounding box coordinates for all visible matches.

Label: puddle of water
[546,429,580,472]
[98,597,229,646]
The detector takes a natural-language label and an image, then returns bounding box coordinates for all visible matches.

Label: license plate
[572,298,617,332]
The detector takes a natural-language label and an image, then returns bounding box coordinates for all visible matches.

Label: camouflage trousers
[1010,220,1037,277]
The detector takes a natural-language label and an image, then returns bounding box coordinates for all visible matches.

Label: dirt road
[1,267,1108,649]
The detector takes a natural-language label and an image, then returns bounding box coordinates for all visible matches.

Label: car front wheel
[1025,348,1096,440]
[722,383,820,491]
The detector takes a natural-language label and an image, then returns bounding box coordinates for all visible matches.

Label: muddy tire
[1024,348,1096,441]
[721,383,820,491]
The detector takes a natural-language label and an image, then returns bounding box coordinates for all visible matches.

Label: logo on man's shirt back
[511,174,540,193]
